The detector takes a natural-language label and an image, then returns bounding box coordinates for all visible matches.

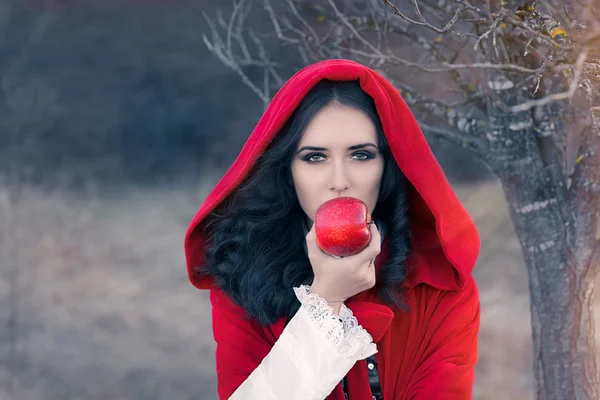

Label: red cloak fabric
[184,59,481,399]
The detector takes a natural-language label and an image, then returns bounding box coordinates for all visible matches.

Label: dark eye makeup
[301,150,375,163]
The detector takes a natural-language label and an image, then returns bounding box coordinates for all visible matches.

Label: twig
[505,47,590,113]
[283,0,320,44]
[339,45,545,73]
[501,13,573,50]
[383,0,465,34]
[202,8,271,106]
[450,0,486,16]
[264,0,301,44]
[420,121,487,157]
[226,1,246,61]
[328,0,384,57]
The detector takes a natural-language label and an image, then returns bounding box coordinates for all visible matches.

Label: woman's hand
[306,222,381,314]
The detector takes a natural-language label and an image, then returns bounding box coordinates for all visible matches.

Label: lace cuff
[293,285,377,360]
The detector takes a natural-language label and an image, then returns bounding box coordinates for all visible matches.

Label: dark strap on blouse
[341,354,383,399]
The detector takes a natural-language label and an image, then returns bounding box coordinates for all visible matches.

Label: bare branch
[420,121,487,158]
[337,43,545,74]
[327,0,384,58]
[450,0,486,16]
[264,1,300,44]
[226,1,247,62]
[501,12,573,51]
[282,0,320,43]
[202,7,272,107]
[473,18,498,52]
[383,0,466,34]
[504,47,590,113]
[203,0,600,167]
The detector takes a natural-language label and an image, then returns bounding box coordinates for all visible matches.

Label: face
[291,103,384,223]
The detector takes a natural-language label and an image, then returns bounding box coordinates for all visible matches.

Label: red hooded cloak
[184,59,481,399]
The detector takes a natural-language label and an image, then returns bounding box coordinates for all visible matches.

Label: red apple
[314,197,373,257]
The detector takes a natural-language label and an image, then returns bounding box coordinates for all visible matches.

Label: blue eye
[352,151,375,161]
[303,153,326,163]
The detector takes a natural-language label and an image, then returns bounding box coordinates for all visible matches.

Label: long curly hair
[200,79,411,325]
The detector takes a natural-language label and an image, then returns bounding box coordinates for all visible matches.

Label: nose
[328,161,350,193]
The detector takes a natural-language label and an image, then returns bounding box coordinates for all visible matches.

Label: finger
[369,222,381,248]
[360,256,375,272]
[305,223,319,253]
[360,259,377,286]
[305,222,333,259]
[364,222,381,259]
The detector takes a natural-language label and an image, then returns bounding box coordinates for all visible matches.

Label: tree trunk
[485,67,600,398]
[495,139,599,399]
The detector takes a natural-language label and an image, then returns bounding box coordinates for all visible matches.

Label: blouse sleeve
[405,276,481,399]
[210,285,377,400]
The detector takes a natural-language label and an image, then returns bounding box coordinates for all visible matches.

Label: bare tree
[203,0,600,398]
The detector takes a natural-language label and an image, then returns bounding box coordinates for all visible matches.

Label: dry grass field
[0,178,598,399]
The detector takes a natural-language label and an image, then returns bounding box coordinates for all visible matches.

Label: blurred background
[0,1,598,399]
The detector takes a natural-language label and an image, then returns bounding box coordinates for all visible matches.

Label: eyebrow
[296,142,378,154]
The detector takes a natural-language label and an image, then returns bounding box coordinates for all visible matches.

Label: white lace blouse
[228,284,377,399]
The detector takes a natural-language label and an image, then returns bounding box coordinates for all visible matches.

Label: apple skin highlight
[314,197,373,257]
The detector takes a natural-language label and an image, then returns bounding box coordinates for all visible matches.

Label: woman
[184,59,481,399]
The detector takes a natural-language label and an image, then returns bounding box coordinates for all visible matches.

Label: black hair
[200,79,411,325]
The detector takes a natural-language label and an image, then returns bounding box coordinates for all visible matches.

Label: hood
[184,59,480,292]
